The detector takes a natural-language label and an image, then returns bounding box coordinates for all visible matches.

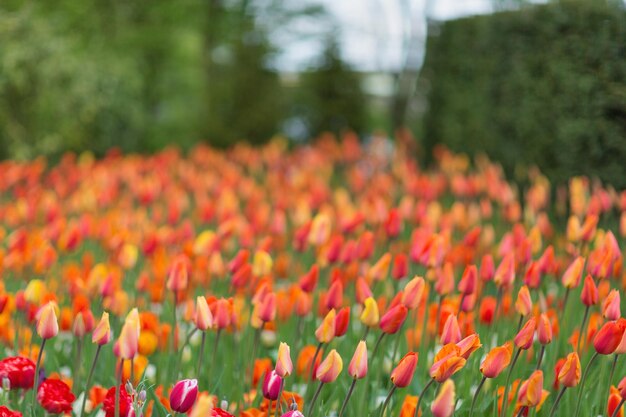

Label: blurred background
[0,0,625,184]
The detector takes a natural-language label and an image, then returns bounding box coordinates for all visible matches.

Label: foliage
[419,0,626,187]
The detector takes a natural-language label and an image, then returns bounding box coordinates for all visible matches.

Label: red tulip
[581,275,599,307]
[380,304,408,335]
[0,357,35,389]
[334,307,350,337]
[390,352,418,388]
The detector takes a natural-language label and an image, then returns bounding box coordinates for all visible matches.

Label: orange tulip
[562,256,585,288]
[456,334,481,359]
[514,317,537,350]
[316,349,343,383]
[430,344,466,383]
[348,340,368,379]
[515,286,532,317]
[402,276,425,310]
[603,289,621,321]
[315,309,336,343]
[92,311,111,345]
[557,352,581,388]
[440,314,461,345]
[391,352,418,388]
[594,320,626,355]
[537,314,552,345]
[431,380,455,417]
[481,343,513,378]
[517,370,543,407]
[380,304,408,335]
[581,275,599,307]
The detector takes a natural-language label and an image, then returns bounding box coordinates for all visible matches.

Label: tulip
[310,309,336,382]
[549,353,580,416]
[494,253,515,290]
[281,401,305,417]
[118,320,139,360]
[276,342,293,378]
[170,379,199,413]
[578,276,598,352]
[515,285,532,319]
[603,289,621,321]
[514,317,537,351]
[355,278,373,304]
[308,350,342,416]
[360,297,380,331]
[195,296,213,331]
[472,343,513,417]
[480,254,495,282]
[326,280,343,310]
[562,256,585,289]
[536,314,552,369]
[401,276,425,310]
[263,370,284,401]
[37,302,59,340]
[456,334,482,359]
[609,386,624,417]
[381,352,418,417]
[380,304,408,335]
[431,380,455,417]
[334,307,350,337]
[575,320,626,417]
[517,370,543,408]
[440,314,461,345]
[167,256,189,292]
[430,344,466,383]
[81,312,111,417]
[340,341,368,417]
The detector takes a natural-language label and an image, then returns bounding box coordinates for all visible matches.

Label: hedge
[420,1,626,188]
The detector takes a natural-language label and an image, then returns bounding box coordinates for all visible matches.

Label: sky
[277,0,494,71]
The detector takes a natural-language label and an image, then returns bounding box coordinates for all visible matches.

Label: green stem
[379,385,397,417]
[274,382,285,417]
[574,351,599,417]
[469,376,487,417]
[576,306,590,354]
[208,329,222,388]
[339,378,358,417]
[196,331,207,384]
[607,354,619,416]
[30,338,46,417]
[413,379,435,417]
[500,347,522,417]
[79,345,102,417]
[547,387,567,417]
[536,345,546,370]
[307,382,324,417]
[372,333,386,359]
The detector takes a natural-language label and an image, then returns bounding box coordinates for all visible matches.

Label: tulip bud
[325,280,343,310]
[214,299,232,330]
[390,352,418,388]
[348,340,368,379]
[255,292,277,323]
[480,254,495,282]
[92,312,111,345]
[170,379,198,413]
[517,370,543,407]
[360,297,379,327]
[557,352,581,388]
[603,289,621,321]
[167,256,189,292]
[195,296,213,331]
[276,342,293,378]
[580,275,599,307]
[514,286,532,317]
[494,254,515,289]
[440,314,461,345]
[392,254,408,280]
[73,312,87,338]
[481,343,513,378]
[537,314,552,345]
[37,302,59,340]
[379,304,408,335]
[118,320,139,360]
[334,307,350,337]
[401,276,425,310]
[431,380,455,417]
[355,278,373,305]
[458,265,477,295]
[316,349,343,383]
[514,317,537,350]
[594,320,626,355]
[456,334,481,359]
[262,370,283,400]
[561,256,584,289]
[315,309,336,344]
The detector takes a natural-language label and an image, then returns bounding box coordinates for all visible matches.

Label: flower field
[1,136,626,417]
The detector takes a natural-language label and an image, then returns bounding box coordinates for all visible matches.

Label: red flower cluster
[0,406,22,417]
[37,379,75,414]
[103,385,133,417]
[0,357,35,390]
[211,408,236,417]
